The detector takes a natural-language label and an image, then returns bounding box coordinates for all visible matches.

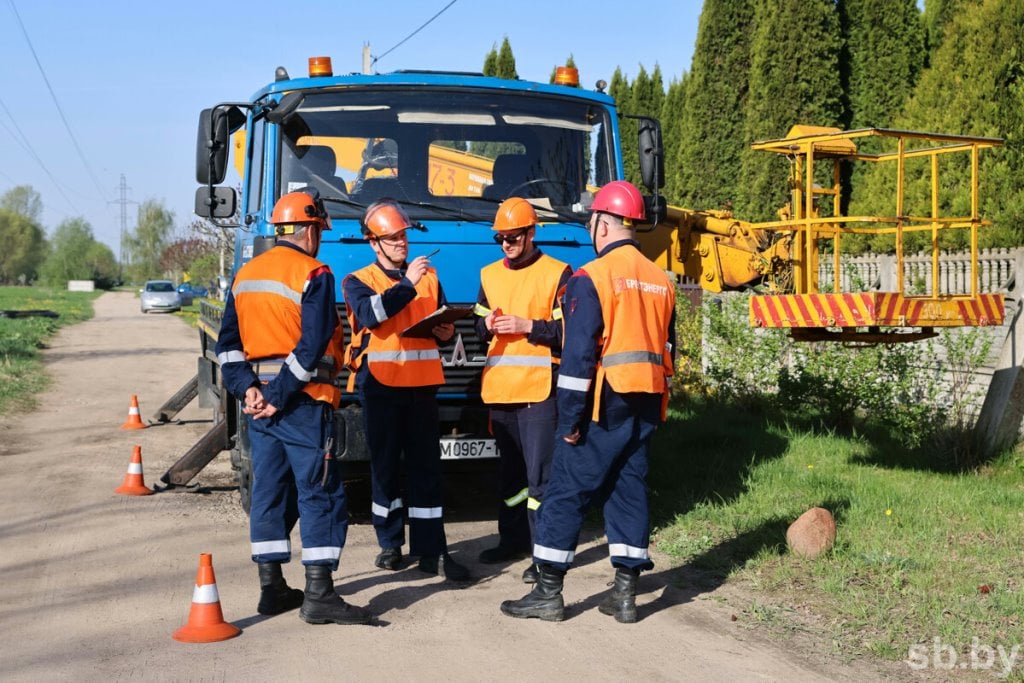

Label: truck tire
[232,403,254,515]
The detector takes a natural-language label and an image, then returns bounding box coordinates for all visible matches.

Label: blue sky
[0,0,700,254]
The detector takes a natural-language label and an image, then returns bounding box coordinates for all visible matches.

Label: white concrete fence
[691,248,1024,451]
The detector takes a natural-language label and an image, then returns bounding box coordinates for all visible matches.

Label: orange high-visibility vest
[583,244,674,412]
[476,254,567,404]
[344,264,445,389]
[232,245,343,407]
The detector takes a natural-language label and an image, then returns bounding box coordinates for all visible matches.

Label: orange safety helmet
[270,190,331,233]
[492,197,537,232]
[361,199,422,239]
[591,180,645,224]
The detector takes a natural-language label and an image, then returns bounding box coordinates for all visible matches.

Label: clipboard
[400,305,473,338]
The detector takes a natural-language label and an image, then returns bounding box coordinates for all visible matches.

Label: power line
[8,0,109,202]
[371,0,458,67]
[0,93,80,212]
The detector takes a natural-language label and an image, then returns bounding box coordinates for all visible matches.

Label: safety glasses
[493,230,528,245]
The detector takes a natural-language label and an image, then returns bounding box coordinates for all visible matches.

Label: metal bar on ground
[152,374,199,422]
[159,420,230,487]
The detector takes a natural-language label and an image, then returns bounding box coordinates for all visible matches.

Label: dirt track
[0,291,897,681]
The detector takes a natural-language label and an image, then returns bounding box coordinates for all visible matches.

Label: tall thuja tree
[852,0,1024,252]
[661,74,688,202]
[608,68,636,187]
[736,0,844,221]
[838,0,924,252]
[496,37,518,79]
[674,0,756,211]
[482,46,498,76]
[840,0,924,132]
[923,0,968,57]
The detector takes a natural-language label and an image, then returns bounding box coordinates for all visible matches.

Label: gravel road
[0,291,897,681]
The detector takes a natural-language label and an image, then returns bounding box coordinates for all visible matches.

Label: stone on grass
[786,507,836,558]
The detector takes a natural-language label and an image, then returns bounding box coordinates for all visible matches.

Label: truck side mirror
[637,117,665,192]
[641,194,667,229]
[194,186,237,219]
[196,106,244,185]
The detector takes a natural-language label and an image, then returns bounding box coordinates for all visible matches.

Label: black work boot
[257,562,304,615]
[374,547,403,570]
[521,563,539,584]
[418,552,472,582]
[598,567,639,623]
[499,565,565,621]
[299,565,372,625]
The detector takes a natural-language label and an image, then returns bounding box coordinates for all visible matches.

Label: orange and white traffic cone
[121,394,147,430]
[114,445,154,496]
[173,553,241,643]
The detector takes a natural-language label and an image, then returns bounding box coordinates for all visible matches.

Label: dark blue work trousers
[490,396,556,551]
[248,400,348,569]
[359,372,445,557]
[534,391,660,573]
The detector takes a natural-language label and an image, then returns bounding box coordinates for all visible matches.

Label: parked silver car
[140,280,182,313]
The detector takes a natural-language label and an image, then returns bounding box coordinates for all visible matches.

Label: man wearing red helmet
[473,197,571,581]
[501,180,676,624]
[342,198,470,582]
[216,190,371,626]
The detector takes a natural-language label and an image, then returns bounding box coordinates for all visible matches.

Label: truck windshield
[276,88,613,221]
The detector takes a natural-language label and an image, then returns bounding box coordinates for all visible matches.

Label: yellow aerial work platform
[747,125,1004,343]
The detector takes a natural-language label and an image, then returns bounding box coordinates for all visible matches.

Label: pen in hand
[424,248,440,259]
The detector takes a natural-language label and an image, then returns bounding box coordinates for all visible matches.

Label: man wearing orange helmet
[501,180,676,624]
[473,197,571,582]
[342,198,470,582]
[216,190,371,626]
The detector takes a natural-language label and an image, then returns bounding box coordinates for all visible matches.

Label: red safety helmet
[492,197,537,232]
[269,191,331,234]
[362,199,421,239]
[591,180,645,224]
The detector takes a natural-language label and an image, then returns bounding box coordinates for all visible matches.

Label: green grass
[0,286,100,415]
[649,397,1024,665]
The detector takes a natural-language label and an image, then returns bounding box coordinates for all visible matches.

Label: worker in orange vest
[216,190,370,625]
[501,181,676,624]
[473,197,571,582]
[342,198,471,582]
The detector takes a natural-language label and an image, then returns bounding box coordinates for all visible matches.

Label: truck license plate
[439,438,499,460]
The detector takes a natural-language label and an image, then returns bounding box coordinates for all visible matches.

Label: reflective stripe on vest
[602,351,664,368]
[344,265,444,388]
[232,246,343,407]
[479,254,568,404]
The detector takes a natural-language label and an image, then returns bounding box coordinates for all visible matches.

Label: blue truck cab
[193,59,658,509]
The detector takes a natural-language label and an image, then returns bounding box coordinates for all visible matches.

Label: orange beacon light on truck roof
[309,56,333,77]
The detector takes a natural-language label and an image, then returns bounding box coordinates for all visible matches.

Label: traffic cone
[114,445,154,496]
[173,554,241,643]
[121,394,147,430]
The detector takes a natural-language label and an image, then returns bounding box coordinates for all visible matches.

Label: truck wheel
[236,458,253,515]
[232,403,254,515]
